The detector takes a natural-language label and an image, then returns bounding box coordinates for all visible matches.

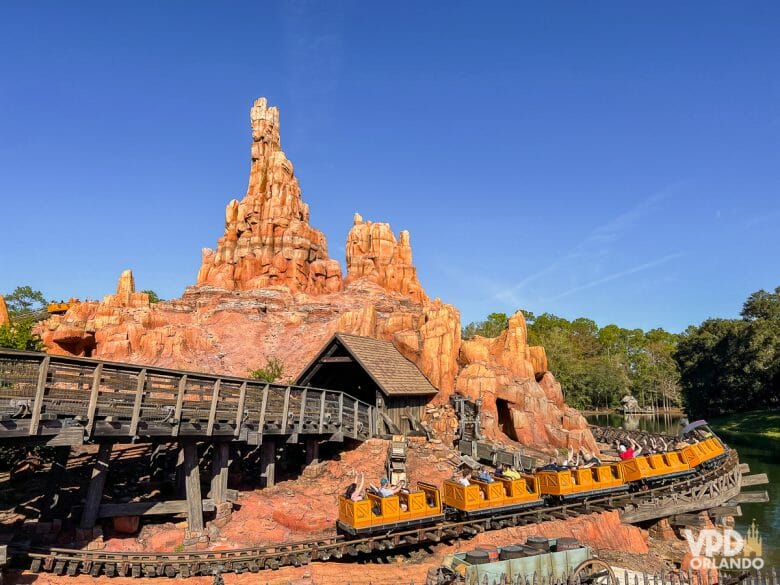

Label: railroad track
[13,448,742,578]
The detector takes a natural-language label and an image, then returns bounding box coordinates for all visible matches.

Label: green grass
[709,410,780,447]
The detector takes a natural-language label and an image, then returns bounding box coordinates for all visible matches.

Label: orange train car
[619,451,693,483]
[337,481,444,536]
[536,463,627,500]
[441,473,542,517]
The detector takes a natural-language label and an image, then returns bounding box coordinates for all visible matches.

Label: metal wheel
[572,559,616,585]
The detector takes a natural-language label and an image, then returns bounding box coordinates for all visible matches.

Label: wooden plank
[353,400,359,439]
[129,369,147,437]
[280,386,291,434]
[85,363,103,437]
[257,383,269,443]
[80,443,113,529]
[297,388,308,432]
[183,442,203,532]
[206,380,221,436]
[319,356,353,363]
[368,406,375,437]
[318,391,326,434]
[670,514,708,528]
[233,381,247,438]
[739,463,750,474]
[337,392,344,430]
[729,491,769,504]
[172,374,187,437]
[95,499,216,517]
[741,473,769,487]
[708,505,742,518]
[261,439,275,488]
[28,356,50,436]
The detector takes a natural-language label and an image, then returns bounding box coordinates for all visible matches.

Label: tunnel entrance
[496,398,519,441]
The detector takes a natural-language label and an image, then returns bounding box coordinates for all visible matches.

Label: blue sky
[1,2,777,332]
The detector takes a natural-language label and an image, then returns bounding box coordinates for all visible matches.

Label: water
[586,413,779,568]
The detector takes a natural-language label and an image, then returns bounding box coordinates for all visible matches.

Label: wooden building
[296,333,438,435]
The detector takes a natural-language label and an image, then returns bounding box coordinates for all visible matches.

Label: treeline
[676,286,779,418]
[0,286,46,350]
[462,312,680,411]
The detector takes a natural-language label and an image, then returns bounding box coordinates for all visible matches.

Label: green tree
[0,320,44,351]
[462,312,509,339]
[141,290,163,303]
[250,356,285,383]
[4,286,47,317]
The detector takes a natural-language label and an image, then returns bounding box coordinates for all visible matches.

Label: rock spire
[196,98,342,294]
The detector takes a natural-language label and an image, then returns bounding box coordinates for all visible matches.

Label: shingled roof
[299,333,439,397]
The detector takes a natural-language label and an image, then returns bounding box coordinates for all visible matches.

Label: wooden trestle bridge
[0,349,377,533]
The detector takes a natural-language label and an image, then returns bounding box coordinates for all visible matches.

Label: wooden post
[80,443,112,529]
[175,445,185,496]
[318,391,326,434]
[297,388,308,432]
[281,387,291,433]
[210,443,230,504]
[234,381,247,438]
[85,363,103,437]
[29,356,50,436]
[260,439,275,488]
[40,446,70,520]
[258,383,269,438]
[183,442,204,532]
[305,439,319,466]
[172,374,187,437]
[206,380,221,436]
[353,400,359,439]
[129,368,146,437]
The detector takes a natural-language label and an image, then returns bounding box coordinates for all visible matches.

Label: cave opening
[496,398,518,441]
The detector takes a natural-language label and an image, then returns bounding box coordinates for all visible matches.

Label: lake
[586,413,778,568]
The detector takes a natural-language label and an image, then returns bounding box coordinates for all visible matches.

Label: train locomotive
[337,432,726,536]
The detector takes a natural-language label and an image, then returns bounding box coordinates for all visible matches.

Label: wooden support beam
[353,400,359,439]
[80,443,113,529]
[337,392,344,430]
[40,446,70,520]
[129,369,147,437]
[206,380,221,436]
[281,387,291,434]
[172,374,187,437]
[233,381,247,438]
[305,439,319,466]
[739,463,750,474]
[210,443,230,505]
[29,356,50,436]
[93,499,216,518]
[260,439,275,488]
[258,383,269,439]
[319,356,353,363]
[183,442,203,532]
[670,513,708,528]
[297,389,308,432]
[85,363,103,438]
[741,473,769,487]
[729,491,769,504]
[708,505,742,518]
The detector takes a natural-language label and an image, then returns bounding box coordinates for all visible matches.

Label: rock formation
[345,214,427,303]
[37,97,595,452]
[196,98,342,294]
[0,295,9,327]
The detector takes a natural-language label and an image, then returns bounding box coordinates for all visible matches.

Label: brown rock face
[345,213,428,303]
[196,98,342,294]
[0,295,9,327]
[36,97,594,453]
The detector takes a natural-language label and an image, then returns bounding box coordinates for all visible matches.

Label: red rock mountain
[38,98,595,452]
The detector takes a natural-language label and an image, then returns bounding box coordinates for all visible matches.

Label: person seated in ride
[502,466,522,480]
[344,472,365,501]
[477,466,494,483]
[378,477,405,497]
[456,470,471,486]
[494,464,505,477]
[579,447,601,468]
[618,438,642,460]
[536,457,563,472]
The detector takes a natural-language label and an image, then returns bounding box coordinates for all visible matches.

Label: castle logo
[683,520,764,570]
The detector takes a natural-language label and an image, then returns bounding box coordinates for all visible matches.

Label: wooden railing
[0,349,376,444]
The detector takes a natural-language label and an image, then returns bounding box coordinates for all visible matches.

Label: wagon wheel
[572,559,616,585]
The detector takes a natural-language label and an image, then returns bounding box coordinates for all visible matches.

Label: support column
[260,440,275,488]
[41,446,70,521]
[80,443,112,529]
[183,442,204,533]
[210,443,230,504]
[175,447,185,496]
[305,439,320,466]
